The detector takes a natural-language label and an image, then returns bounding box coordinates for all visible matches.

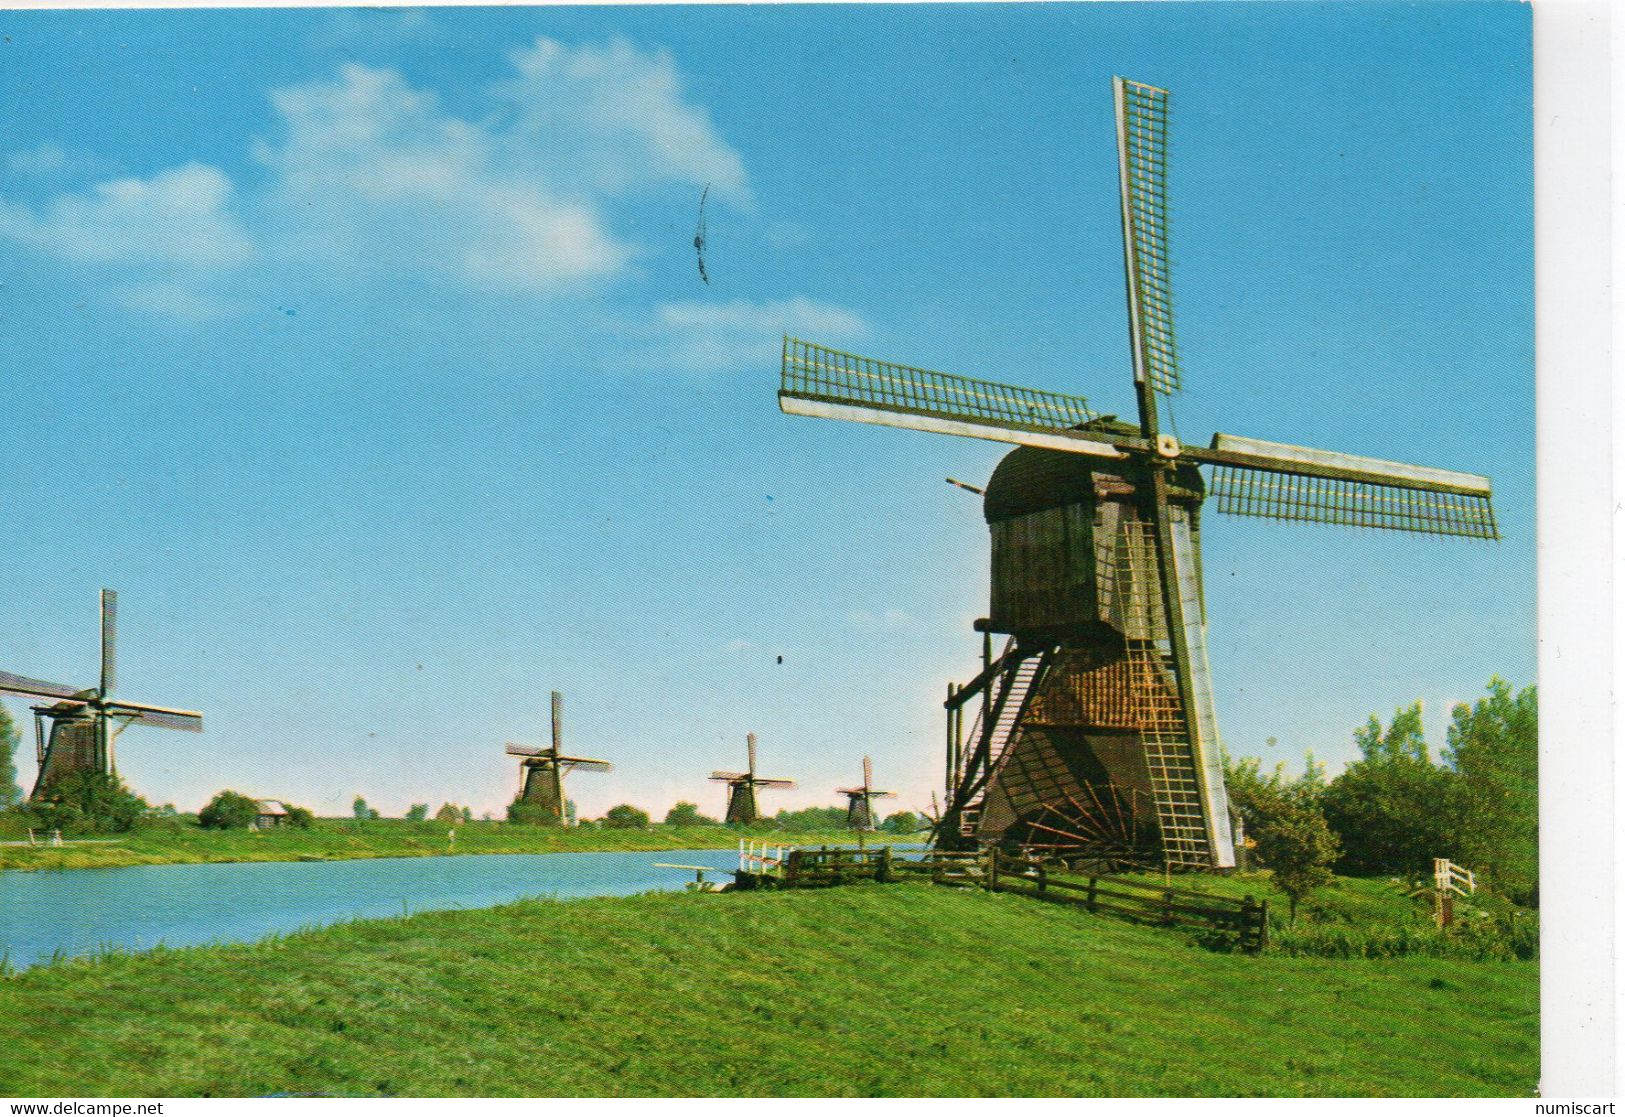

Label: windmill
[709,732,796,825]
[778,77,1497,872]
[0,588,203,800]
[505,691,612,824]
[836,756,895,832]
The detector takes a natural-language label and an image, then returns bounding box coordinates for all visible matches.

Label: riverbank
[0,880,1537,1096]
[0,819,906,872]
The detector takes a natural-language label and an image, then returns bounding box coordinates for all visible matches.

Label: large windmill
[0,589,203,800]
[505,691,612,824]
[836,756,895,832]
[709,732,796,825]
[779,77,1497,871]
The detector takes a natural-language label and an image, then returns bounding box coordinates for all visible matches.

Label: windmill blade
[103,700,202,733]
[746,732,757,779]
[1200,434,1497,539]
[710,770,748,781]
[558,756,613,773]
[1114,76,1180,396]
[100,589,117,695]
[862,755,873,794]
[755,778,797,789]
[0,670,85,703]
[506,743,548,758]
[835,787,865,796]
[781,338,1126,460]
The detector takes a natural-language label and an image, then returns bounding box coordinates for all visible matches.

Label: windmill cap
[983,429,1204,523]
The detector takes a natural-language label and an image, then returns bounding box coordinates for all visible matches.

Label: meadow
[0,878,1537,1097]
[0,816,897,872]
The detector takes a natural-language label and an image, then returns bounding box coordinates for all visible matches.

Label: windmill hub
[1155,434,1181,459]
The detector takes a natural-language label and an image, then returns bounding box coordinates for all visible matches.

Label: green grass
[0,818,907,871]
[0,882,1536,1097]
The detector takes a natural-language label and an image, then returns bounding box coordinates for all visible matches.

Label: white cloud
[253,63,632,294]
[0,163,253,270]
[654,296,870,373]
[846,608,913,633]
[500,37,749,203]
[8,142,67,174]
[1,40,760,317]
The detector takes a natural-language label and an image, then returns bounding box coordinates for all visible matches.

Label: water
[0,847,753,971]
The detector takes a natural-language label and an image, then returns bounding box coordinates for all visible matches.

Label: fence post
[986,848,999,892]
[1037,861,1047,898]
[1161,889,1175,926]
[1087,876,1098,912]
[878,845,893,883]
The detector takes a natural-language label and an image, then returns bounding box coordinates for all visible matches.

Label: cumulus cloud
[500,37,748,202]
[253,63,629,292]
[0,163,252,269]
[655,297,870,373]
[0,39,761,317]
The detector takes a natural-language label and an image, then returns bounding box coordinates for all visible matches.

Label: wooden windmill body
[778,78,1498,871]
[710,732,795,825]
[0,589,203,801]
[836,756,895,832]
[506,691,612,824]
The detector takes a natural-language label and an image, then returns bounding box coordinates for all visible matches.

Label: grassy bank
[0,881,1536,1097]
[0,818,906,872]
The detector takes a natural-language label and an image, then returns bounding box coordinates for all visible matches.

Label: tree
[285,804,315,828]
[29,770,149,834]
[0,703,21,808]
[405,803,429,822]
[772,806,848,832]
[881,810,923,835]
[198,790,259,830]
[461,806,472,823]
[434,802,462,825]
[1443,678,1538,904]
[603,804,650,829]
[1253,803,1339,923]
[1320,702,1469,877]
[352,796,371,822]
[664,801,718,827]
[507,800,559,825]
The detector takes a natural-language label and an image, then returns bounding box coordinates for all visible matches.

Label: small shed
[253,799,290,829]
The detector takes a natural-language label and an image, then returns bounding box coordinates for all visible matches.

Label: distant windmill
[709,732,796,825]
[836,756,895,832]
[506,691,612,825]
[0,589,203,800]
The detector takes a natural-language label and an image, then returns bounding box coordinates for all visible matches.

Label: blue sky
[0,2,1532,820]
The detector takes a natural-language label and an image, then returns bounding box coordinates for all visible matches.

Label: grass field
[0,880,1537,1097]
[0,817,903,872]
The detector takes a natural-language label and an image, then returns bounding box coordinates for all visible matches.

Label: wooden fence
[983,850,1268,953]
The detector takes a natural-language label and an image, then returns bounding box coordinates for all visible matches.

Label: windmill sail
[781,338,1123,459]
[0,670,84,702]
[1114,77,1179,395]
[100,589,117,695]
[1204,434,1497,539]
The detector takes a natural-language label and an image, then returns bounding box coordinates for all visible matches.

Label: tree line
[1227,677,1537,917]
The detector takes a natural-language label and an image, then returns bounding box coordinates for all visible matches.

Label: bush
[603,804,650,830]
[285,805,314,828]
[29,771,148,834]
[664,802,718,827]
[198,790,260,830]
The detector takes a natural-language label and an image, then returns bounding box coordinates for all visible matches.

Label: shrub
[664,802,718,827]
[507,801,561,826]
[285,805,314,828]
[198,791,260,830]
[603,804,650,830]
[29,771,148,834]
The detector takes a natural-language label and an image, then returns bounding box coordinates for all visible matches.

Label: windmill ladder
[960,650,1045,837]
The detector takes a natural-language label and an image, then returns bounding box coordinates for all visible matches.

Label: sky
[0,2,1533,821]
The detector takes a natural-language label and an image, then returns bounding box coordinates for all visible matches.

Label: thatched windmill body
[506,691,612,824]
[836,756,895,832]
[0,589,203,800]
[710,733,795,825]
[778,77,1498,871]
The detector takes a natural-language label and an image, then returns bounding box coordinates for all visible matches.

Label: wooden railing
[984,851,1268,953]
[733,845,1267,953]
